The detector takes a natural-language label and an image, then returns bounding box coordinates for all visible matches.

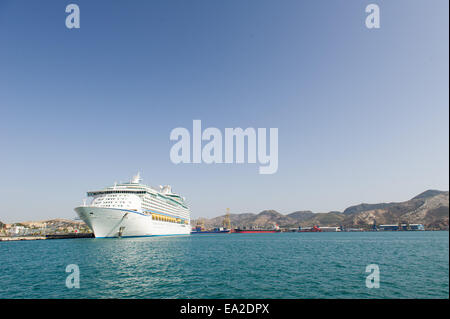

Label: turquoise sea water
[0,231,448,299]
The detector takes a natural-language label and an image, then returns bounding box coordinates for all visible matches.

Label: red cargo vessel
[232,224,280,233]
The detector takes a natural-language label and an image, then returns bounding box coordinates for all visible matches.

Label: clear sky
[0,0,448,223]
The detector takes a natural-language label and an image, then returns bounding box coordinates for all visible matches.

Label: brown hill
[194,190,449,230]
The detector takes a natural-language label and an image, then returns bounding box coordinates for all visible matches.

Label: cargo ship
[191,210,232,234]
[298,225,322,232]
[191,226,231,234]
[233,224,280,233]
[233,229,280,233]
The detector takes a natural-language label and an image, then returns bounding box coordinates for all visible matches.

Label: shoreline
[0,233,94,241]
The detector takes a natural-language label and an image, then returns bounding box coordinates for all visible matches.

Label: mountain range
[194,190,449,230]
[1,190,448,231]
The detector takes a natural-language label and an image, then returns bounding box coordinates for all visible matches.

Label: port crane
[195,218,205,231]
[223,208,231,231]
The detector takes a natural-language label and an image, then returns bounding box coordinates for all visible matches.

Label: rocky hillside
[195,190,449,230]
[341,190,448,229]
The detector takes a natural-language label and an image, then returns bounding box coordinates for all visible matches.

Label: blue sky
[0,0,448,222]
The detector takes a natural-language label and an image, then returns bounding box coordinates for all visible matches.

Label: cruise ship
[74,173,191,238]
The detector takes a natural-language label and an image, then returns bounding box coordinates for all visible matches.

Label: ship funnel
[131,172,142,184]
[161,185,172,194]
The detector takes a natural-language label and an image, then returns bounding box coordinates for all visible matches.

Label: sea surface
[0,231,448,299]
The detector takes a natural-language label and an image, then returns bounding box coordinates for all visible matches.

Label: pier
[0,233,94,241]
[45,233,94,239]
[0,236,46,241]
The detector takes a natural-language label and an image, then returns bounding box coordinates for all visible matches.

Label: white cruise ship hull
[75,206,191,238]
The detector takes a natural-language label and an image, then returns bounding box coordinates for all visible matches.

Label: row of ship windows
[99,194,179,204]
[91,204,188,218]
[143,203,188,218]
[151,214,189,224]
[96,201,129,204]
[91,191,146,194]
[145,209,188,219]
[93,196,188,217]
[143,195,187,209]
[143,198,183,212]
[143,192,183,204]
[92,195,188,217]
[97,195,131,199]
[93,201,188,218]
[143,196,179,208]
[146,203,181,215]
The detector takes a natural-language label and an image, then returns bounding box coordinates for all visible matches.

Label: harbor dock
[0,233,94,241]
[0,236,46,241]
